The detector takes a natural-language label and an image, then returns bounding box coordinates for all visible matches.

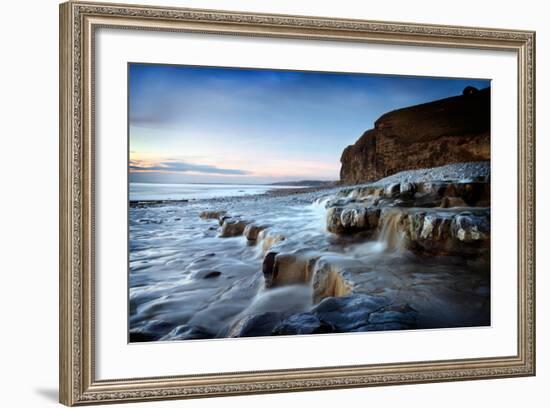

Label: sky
[129,63,490,185]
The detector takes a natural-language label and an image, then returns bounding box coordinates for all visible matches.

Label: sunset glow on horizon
[129,64,490,184]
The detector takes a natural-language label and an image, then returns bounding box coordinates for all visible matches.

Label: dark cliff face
[340,87,491,184]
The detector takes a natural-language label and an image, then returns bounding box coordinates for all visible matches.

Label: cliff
[339,86,490,184]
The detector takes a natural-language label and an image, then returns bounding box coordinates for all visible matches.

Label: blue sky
[129,63,490,184]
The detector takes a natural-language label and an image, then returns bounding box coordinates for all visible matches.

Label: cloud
[129,159,249,175]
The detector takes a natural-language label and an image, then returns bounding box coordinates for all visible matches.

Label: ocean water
[129,185,490,342]
[130,182,304,201]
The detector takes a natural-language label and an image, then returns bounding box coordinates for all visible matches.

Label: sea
[128,181,489,342]
[129,182,305,201]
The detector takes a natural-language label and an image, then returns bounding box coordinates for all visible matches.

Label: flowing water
[377,209,407,252]
[129,187,490,341]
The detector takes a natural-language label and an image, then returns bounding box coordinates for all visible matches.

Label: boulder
[194,270,222,279]
[451,213,490,243]
[257,229,286,252]
[262,249,319,288]
[272,313,334,335]
[400,182,415,196]
[311,256,354,301]
[325,199,490,257]
[243,223,268,242]
[384,183,401,198]
[326,205,380,234]
[219,219,250,237]
[129,320,178,342]
[310,294,390,332]
[403,208,490,256]
[218,215,231,226]
[367,304,418,327]
[226,312,287,337]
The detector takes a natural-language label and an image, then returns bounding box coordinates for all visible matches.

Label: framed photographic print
[59,1,536,405]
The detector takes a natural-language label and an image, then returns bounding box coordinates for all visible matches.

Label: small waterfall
[256,229,285,254]
[377,209,406,251]
[308,197,332,232]
[235,284,313,319]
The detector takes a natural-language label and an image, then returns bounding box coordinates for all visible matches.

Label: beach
[129,162,491,342]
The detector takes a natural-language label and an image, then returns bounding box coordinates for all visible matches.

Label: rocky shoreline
[130,161,490,342]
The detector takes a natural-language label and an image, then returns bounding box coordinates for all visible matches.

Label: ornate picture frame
[59,1,535,405]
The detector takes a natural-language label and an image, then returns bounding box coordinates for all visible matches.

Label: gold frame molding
[59,1,536,405]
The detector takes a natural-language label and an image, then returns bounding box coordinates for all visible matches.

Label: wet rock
[451,213,490,243]
[311,256,354,301]
[272,313,334,335]
[227,312,287,337]
[326,205,379,234]
[442,182,490,206]
[326,206,345,234]
[325,200,490,257]
[199,210,227,220]
[243,223,267,242]
[367,304,418,327]
[129,331,156,342]
[219,219,250,237]
[415,181,490,206]
[161,324,213,340]
[352,322,413,332]
[310,294,390,332]
[384,183,401,198]
[129,320,177,342]
[411,192,442,208]
[218,215,231,226]
[324,197,356,208]
[400,182,415,196]
[257,229,285,252]
[350,304,418,332]
[403,209,490,255]
[262,252,278,287]
[341,206,367,229]
[441,196,468,208]
[137,218,162,224]
[418,182,447,196]
[195,270,222,279]
[419,213,451,241]
[262,249,319,288]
